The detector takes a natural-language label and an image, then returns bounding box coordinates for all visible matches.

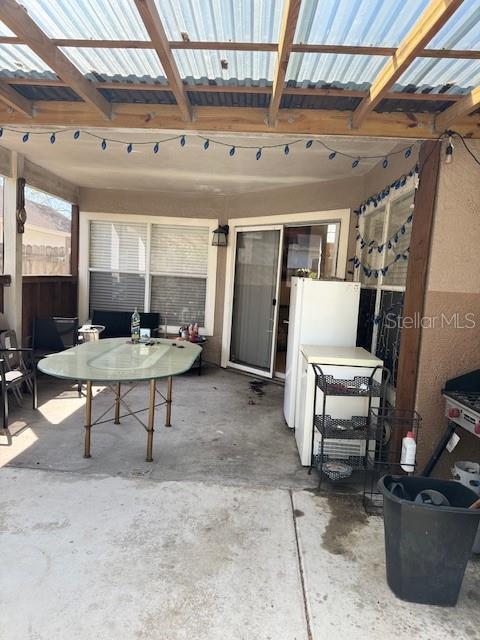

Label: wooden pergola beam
[352,0,465,129]
[134,0,192,121]
[0,79,33,116]
[269,0,301,125]
[435,86,480,131]
[0,101,479,139]
[1,36,479,60]
[0,0,111,119]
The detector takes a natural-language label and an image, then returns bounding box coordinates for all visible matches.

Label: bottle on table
[131,307,140,343]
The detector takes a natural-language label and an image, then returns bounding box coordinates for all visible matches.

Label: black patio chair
[32,317,80,395]
[0,341,37,430]
[32,317,79,361]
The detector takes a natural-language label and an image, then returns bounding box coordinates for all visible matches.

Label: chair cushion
[5,370,24,383]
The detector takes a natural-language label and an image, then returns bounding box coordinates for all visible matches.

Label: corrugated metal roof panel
[19,0,149,40]
[280,94,361,111]
[98,88,176,104]
[154,0,282,42]
[13,84,81,101]
[0,44,54,74]
[397,57,480,93]
[174,50,276,84]
[427,0,480,50]
[286,53,387,88]
[375,98,453,113]
[294,0,430,46]
[187,91,269,108]
[60,47,166,83]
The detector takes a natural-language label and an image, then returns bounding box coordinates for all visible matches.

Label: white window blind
[150,224,208,276]
[150,224,209,326]
[87,219,212,329]
[89,221,147,272]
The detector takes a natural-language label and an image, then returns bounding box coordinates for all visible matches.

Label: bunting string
[356,209,414,254]
[348,248,410,279]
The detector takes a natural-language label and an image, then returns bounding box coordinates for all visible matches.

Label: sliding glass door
[229,226,283,377]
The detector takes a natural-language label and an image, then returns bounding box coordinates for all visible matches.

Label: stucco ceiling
[0,128,407,195]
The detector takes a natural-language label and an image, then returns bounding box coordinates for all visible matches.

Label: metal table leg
[165,376,173,427]
[146,379,156,462]
[114,382,121,424]
[84,380,93,458]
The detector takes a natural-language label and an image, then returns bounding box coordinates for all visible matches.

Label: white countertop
[300,345,383,367]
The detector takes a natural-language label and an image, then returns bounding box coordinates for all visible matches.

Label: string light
[229,146,236,156]
[0,127,421,169]
[382,157,388,168]
[127,143,133,153]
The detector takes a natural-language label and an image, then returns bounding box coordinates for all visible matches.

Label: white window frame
[79,212,218,335]
[355,185,415,403]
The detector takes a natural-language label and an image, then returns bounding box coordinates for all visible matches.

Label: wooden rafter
[3,76,465,103]
[0,36,479,60]
[0,102,479,139]
[0,0,111,119]
[435,86,480,131]
[0,79,33,116]
[351,0,465,129]
[134,0,192,121]
[269,0,301,125]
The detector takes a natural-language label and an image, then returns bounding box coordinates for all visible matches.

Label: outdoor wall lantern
[212,224,229,247]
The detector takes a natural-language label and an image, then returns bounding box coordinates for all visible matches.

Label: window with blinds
[89,221,147,314]
[383,193,413,287]
[150,224,209,326]
[88,220,210,328]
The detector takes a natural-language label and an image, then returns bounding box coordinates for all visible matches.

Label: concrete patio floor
[1,366,479,639]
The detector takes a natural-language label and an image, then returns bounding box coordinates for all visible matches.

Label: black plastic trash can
[379,475,480,606]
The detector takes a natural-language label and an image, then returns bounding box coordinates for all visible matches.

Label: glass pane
[383,192,414,287]
[151,275,206,327]
[23,187,72,275]
[375,291,405,387]
[89,221,147,272]
[0,176,4,274]
[89,272,145,314]
[230,229,279,371]
[154,0,282,42]
[360,206,385,284]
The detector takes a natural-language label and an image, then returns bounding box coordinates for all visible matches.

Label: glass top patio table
[37,337,202,383]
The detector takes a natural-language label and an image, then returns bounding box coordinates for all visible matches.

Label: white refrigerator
[283,278,361,429]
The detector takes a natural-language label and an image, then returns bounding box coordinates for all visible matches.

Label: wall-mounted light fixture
[212,224,229,247]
